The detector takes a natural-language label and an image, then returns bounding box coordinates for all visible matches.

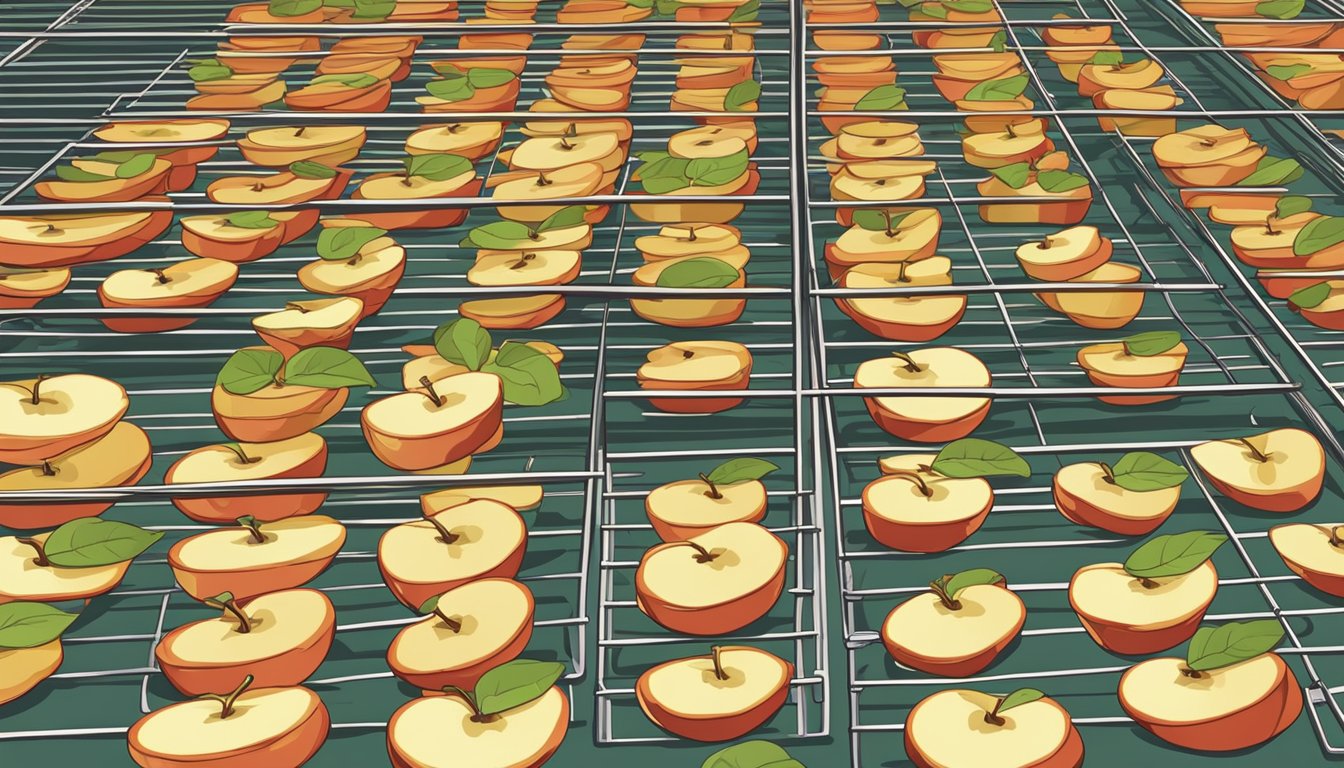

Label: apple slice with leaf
[1288,280,1344,330]
[1,517,162,603]
[0,601,78,706]
[1071,530,1225,654]
[905,686,1085,768]
[459,205,593,252]
[867,438,1028,552]
[426,63,518,103]
[882,566,1026,676]
[645,457,779,541]
[1053,450,1188,534]
[298,224,405,318]
[211,345,375,443]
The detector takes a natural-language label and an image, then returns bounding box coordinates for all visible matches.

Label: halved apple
[298,233,406,318]
[180,213,285,263]
[864,454,992,553]
[629,254,748,328]
[362,371,503,471]
[1036,262,1144,329]
[838,259,967,342]
[1270,523,1344,597]
[1015,225,1112,281]
[1052,459,1183,535]
[1077,338,1188,405]
[882,573,1025,677]
[904,688,1084,768]
[854,348,992,443]
[387,577,534,690]
[636,340,752,414]
[377,500,527,610]
[1072,557,1218,655]
[406,122,504,161]
[1190,429,1324,512]
[237,125,366,167]
[0,373,128,465]
[168,515,346,601]
[636,645,792,742]
[0,210,171,269]
[252,297,364,358]
[164,433,328,524]
[0,422,152,530]
[0,266,70,309]
[98,258,238,333]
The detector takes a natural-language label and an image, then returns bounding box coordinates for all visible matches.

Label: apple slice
[645,457,778,541]
[378,500,527,610]
[362,371,503,472]
[838,258,967,342]
[0,518,161,604]
[1270,523,1344,596]
[825,208,941,278]
[387,577,535,690]
[0,602,77,706]
[629,256,747,328]
[468,249,581,288]
[128,678,330,768]
[351,158,479,231]
[854,348,992,443]
[509,132,625,172]
[211,345,374,443]
[0,266,70,309]
[1036,262,1144,329]
[1053,451,1187,535]
[0,373,128,465]
[1119,619,1301,751]
[207,166,351,206]
[252,297,364,358]
[156,588,336,695]
[98,258,239,333]
[387,660,568,768]
[636,645,792,742]
[1015,225,1112,282]
[882,568,1025,676]
[635,522,788,635]
[1077,330,1188,405]
[421,484,543,514]
[962,123,1054,169]
[1153,125,1266,187]
[1072,530,1225,654]
[169,515,346,602]
[1190,429,1324,512]
[904,688,1084,768]
[401,341,563,391]
[299,230,406,318]
[636,340,752,414]
[0,422,152,530]
[180,213,285,263]
[406,122,505,161]
[165,433,328,524]
[0,210,171,269]
[237,125,366,168]
[635,223,743,262]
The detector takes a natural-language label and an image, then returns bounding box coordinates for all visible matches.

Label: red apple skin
[1074,611,1209,656]
[1051,482,1174,537]
[837,298,965,343]
[387,615,533,691]
[127,687,331,768]
[635,658,794,742]
[905,715,1085,768]
[164,442,328,524]
[460,296,567,331]
[181,227,284,263]
[863,503,991,554]
[155,590,336,695]
[1273,528,1344,597]
[1120,655,1303,751]
[641,370,750,414]
[0,451,152,530]
[361,394,503,472]
[863,400,991,444]
[1205,475,1323,514]
[212,386,347,444]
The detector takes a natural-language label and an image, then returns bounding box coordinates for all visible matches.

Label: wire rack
[802,0,1344,765]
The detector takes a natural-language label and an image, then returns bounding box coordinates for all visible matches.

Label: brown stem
[1236,437,1270,463]
[890,351,922,373]
[1180,667,1203,679]
[1098,462,1116,485]
[699,473,722,499]
[1265,214,1280,236]
[710,646,729,681]
[1138,576,1160,589]
[983,696,1007,726]
[236,516,266,544]
[510,253,536,270]
[929,579,962,611]
[251,182,265,192]
[295,127,306,137]
[1005,123,1017,140]
[1315,524,1344,548]
[146,268,170,285]
[40,461,57,477]
[208,595,252,634]
[16,537,49,567]
[687,225,697,242]
[1041,235,1054,250]
[675,539,719,564]
[442,685,496,723]
[285,301,311,313]
[895,260,910,284]
[682,349,695,360]
[422,510,460,545]
[887,469,934,499]
[30,374,46,405]
[419,375,445,407]
[536,171,551,187]
[221,443,260,465]
[432,606,463,633]
[200,675,253,719]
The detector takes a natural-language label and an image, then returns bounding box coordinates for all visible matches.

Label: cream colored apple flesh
[421,485,544,514]
[1070,561,1217,655]
[1270,523,1344,597]
[1190,429,1325,512]
[362,371,504,471]
[128,686,331,768]
[0,373,129,464]
[904,689,1084,768]
[1052,462,1180,535]
[854,348,991,443]
[387,687,568,768]
[645,477,767,541]
[164,432,328,523]
[0,421,152,530]
[636,646,792,742]
[0,532,132,604]
[882,584,1026,676]
[168,515,346,601]
[864,454,993,552]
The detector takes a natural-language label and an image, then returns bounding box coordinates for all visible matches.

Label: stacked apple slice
[0,602,78,706]
[636,340,753,413]
[1076,52,1174,136]
[906,0,1004,50]
[1076,330,1189,404]
[853,348,993,442]
[421,47,524,114]
[976,152,1093,226]
[815,43,900,135]
[804,0,876,23]
[350,152,480,230]
[630,221,752,328]
[1052,450,1189,534]
[823,206,940,279]
[319,36,421,83]
[1043,14,1119,83]
[186,55,288,111]
[458,206,588,329]
[669,27,761,117]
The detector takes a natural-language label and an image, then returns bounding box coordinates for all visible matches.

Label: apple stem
[510,253,536,270]
[1265,215,1279,236]
[888,470,934,499]
[1315,524,1344,548]
[983,697,1007,726]
[236,516,266,544]
[200,674,253,719]
[16,537,49,567]
[1235,437,1270,463]
[1138,576,1160,589]
[422,510,460,545]
[710,646,729,681]
[698,473,723,500]
[1180,667,1203,679]
[295,127,306,137]
[209,595,252,634]
[928,577,963,611]
[443,685,497,723]
[890,351,922,373]
[251,182,264,192]
[536,171,551,187]
[222,443,261,465]
[29,374,47,406]
[682,349,695,360]
[147,268,170,285]
[1098,462,1116,484]
[1005,123,1017,140]
[687,226,697,242]
[432,607,463,633]
[1041,236,1053,250]
[40,461,57,477]
[896,260,910,284]
[418,375,445,407]
[678,540,719,564]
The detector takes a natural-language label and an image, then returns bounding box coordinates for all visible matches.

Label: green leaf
[1122,330,1182,356]
[351,0,395,17]
[654,0,682,15]
[430,62,467,78]
[467,68,516,89]
[426,77,475,102]
[43,518,164,568]
[113,154,157,179]
[1293,215,1344,256]
[989,30,1006,53]
[311,73,378,89]
[55,165,113,182]
[461,220,536,249]
[1266,63,1311,81]
[290,160,337,179]
[538,206,588,232]
[687,148,750,187]
[317,226,387,260]
[937,568,1006,601]
[483,342,565,406]
[728,0,760,21]
[1125,531,1227,580]
[1186,619,1284,672]
[991,162,1032,189]
[851,209,912,232]
[1090,51,1124,67]
[1036,170,1089,193]
[641,170,693,194]
[474,659,566,716]
[964,73,1029,102]
[654,257,739,288]
[946,0,992,10]
[1276,195,1313,218]
[724,80,762,112]
[203,591,236,609]
[225,211,280,229]
[854,84,907,111]
[702,741,806,768]
[706,458,780,486]
[1256,0,1303,19]
[405,153,473,182]
[283,347,376,389]
[1236,157,1303,187]
[997,688,1045,713]
[269,0,322,15]
[188,60,233,82]
[217,347,284,395]
[930,438,1030,478]
[433,318,492,371]
[418,595,442,614]
[0,603,78,649]
[1290,282,1332,309]
[1110,451,1189,492]
[921,3,948,18]
[627,0,654,7]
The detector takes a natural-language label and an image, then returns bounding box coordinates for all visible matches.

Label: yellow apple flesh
[387,687,568,768]
[0,421,152,530]
[853,347,992,443]
[128,686,330,768]
[0,373,129,465]
[1052,462,1180,535]
[387,577,534,690]
[168,515,346,601]
[904,689,1084,768]
[864,453,992,552]
[1190,429,1324,512]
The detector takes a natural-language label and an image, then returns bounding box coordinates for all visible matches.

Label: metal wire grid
[801,0,1344,764]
